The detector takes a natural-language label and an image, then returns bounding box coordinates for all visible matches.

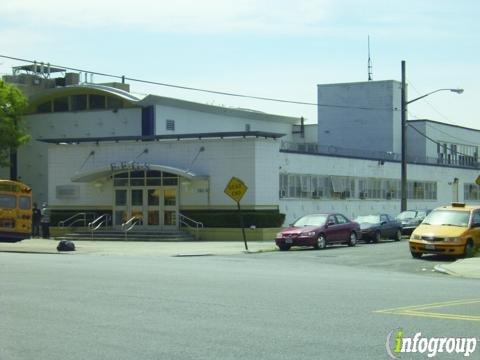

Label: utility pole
[401,61,407,211]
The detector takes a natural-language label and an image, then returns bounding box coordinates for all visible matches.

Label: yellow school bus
[0,179,32,242]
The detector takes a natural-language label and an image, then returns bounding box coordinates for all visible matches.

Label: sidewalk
[0,238,277,257]
[434,258,480,279]
[2,238,479,279]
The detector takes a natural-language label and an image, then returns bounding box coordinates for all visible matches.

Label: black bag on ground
[57,240,75,252]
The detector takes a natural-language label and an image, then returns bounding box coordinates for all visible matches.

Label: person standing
[40,202,51,239]
[32,202,41,238]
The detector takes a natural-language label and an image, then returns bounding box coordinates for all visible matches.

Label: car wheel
[394,229,402,242]
[347,232,357,247]
[278,244,291,251]
[314,234,326,250]
[411,251,422,259]
[464,241,475,258]
[373,230,381,243]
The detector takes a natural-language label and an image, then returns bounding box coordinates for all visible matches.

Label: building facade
[2,67,479,229]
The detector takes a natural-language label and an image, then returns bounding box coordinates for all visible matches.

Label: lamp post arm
[407,88,463,105]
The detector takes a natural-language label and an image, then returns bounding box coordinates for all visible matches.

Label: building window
[166,119,175,131]
[107,96,123,110]
[113,171,179,187]
[279,173,436,201]
[465,183,480,201]
[37,101,52,113]
[71,95,87,111]
[245,124,251,131]
[89,94,106,109]
[53,97,69,112]
[437,141,478,166]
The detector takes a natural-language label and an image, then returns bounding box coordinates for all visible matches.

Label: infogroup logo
[386,328,478,358]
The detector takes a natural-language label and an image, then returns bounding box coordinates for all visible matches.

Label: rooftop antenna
[368,35,373,81]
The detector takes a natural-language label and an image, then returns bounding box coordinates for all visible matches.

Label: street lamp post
[400,60,464,211]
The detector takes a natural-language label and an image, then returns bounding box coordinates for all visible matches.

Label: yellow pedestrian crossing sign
[224,177,248,203]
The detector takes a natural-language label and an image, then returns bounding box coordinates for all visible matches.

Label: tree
[0,79,30,168]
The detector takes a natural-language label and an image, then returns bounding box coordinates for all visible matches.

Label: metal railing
[280,141,480,169]
[58,212,88,227]
[121,216,141,240]
[179,213,204,240]
[88,214,111,239]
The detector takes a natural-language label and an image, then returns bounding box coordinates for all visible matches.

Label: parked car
[409,203,480,258]
[354,214,402,243]
[275,213,360,251]
[396,209,432,235]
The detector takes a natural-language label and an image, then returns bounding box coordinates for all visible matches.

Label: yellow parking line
[374,298,480,313]
[374,298,480,322]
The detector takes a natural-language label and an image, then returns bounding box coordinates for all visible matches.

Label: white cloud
[1,0,333,35]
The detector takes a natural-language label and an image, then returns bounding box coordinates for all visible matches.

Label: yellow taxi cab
[409,203,480,258]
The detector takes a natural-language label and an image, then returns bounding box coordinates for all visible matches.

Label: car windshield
[355,215,380,223]
[396,211,417,220]
[293,214,328,227]
[422,210,470,227]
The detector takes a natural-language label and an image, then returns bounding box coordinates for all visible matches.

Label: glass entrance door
[130,188,145,225]
[162,188,178,230]
[114,187,178,229]
[112,170,179,229]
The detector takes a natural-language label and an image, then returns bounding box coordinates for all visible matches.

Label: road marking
[374,298,480,322]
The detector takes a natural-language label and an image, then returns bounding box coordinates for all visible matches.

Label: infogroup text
[386,329,477,358]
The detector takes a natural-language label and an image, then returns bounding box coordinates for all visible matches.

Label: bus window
[0,194,16,208]
[19,196,31,209]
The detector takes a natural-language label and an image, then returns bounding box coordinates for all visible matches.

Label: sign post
[224,177,249,251]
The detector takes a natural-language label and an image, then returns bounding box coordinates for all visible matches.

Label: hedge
[181,210,285,228]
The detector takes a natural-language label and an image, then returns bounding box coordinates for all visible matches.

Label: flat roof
[38,131,286,144]
[408,119,480,133]
[139,95,300,124]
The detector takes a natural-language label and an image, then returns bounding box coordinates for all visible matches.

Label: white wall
[155,105,293,139]
[15,108,141,204]
[279,151,479,225]
[317,80,402,154]
[47,137,280,210]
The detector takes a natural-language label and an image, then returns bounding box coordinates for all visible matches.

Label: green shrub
[181,210,285,228]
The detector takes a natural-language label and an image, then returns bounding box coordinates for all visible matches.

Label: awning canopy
[71,164,208,183]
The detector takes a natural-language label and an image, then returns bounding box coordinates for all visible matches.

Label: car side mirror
[327,221,335,226]
[381,221,387,225]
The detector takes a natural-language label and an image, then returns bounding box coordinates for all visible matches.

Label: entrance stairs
[55,229,197,242]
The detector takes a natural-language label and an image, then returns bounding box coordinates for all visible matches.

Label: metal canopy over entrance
[71,163,208,230]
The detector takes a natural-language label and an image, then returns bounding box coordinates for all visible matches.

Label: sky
[0,0,478,129]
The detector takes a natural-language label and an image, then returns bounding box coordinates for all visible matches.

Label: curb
[433,264,453,276]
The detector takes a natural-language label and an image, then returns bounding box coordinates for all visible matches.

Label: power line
[407,109,480,146]
[0,54,393,111]
[425,122,480,147]
[407,123,476,159]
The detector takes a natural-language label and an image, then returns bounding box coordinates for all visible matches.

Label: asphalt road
[1,240,478,360]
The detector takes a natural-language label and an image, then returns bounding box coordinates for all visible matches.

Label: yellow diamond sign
[476,175,480,186]
[224,177,248,203]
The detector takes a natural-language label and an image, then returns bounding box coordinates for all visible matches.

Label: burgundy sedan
[275,213,361,251]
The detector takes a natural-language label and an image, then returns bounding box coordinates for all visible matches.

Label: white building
[2,67,479,230]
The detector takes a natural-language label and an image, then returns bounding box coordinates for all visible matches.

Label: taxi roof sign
[224,177,248,203]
